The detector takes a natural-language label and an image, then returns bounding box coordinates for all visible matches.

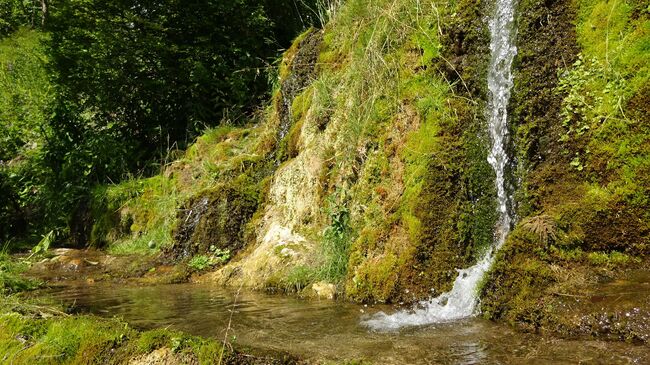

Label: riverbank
[1,252,308,365]
[0,296,305,365]
[2,251,650,364]
[1,0,647,361]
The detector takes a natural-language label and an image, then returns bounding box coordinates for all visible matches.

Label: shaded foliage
[0,0,43,36]
[47,0,276,177]
[1,0,320,246]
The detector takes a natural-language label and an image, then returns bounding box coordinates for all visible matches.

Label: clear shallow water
[38,282,649,364]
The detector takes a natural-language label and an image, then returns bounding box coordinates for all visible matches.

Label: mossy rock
[572,201,650,254]
[275,28,324,142]
[168,180,259,260]
[480,228,557,329]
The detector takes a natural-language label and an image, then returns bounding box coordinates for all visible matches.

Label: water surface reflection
[39,282,648,364]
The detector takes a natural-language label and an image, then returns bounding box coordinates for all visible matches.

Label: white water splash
[363,0,517,331]
[363,254,494,330]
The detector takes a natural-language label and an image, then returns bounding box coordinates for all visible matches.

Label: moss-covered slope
[0,296,302,365]
[86,0,499,304]
[85,0,649,341]
[481,0,650,340]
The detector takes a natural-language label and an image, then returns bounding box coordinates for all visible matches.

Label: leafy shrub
[188,248,231,271]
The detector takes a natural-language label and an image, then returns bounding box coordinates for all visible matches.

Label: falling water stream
[363,0,518,330]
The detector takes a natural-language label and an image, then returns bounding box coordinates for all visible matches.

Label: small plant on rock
[521,214,557,245]
[210,246,231,263]
[188,247,231,272]
[188,255,213,271]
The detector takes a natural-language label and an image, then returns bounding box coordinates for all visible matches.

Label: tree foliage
[0,0,47,36]
[48,1,271,174]
[46,0,320,177]
[1,0,319,245]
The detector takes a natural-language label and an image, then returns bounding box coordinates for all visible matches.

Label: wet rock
[276,28,323,141]
[168,184,259,260]
[26,248,154,283]
[63,258,84,271]
[209,223,313,289]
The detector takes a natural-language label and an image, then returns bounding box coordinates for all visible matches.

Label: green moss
[349,252,399,303]
[307,0,496,303]
[548,245,585,262]
[484,0,649,335]
[587,251,639,268]
[277,117,305,161]
[0,313,227,364]
[184,126,235,160]
[278,28,316,81]
[135,328,175,353]
[90,175,178,252]
[480,228,557,328]
[87,110,280,260]
[1,312,132,364]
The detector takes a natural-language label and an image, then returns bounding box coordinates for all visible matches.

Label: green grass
[249,0,496,301]
[314,0,496,302]
[88,113,277,256]
[91,174,178,254]
[0,252,40,294]
[0,297,235,365]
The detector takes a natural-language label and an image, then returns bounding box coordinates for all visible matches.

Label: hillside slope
[88,0,649,339]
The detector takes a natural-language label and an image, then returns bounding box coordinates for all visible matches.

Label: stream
[36,281,649,364]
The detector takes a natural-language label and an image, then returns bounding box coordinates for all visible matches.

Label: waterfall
[363,0,517,331]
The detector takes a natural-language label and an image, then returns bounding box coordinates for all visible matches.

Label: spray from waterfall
[363,0,518,330]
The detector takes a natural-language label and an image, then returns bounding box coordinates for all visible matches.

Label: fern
[521,215,557,244]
